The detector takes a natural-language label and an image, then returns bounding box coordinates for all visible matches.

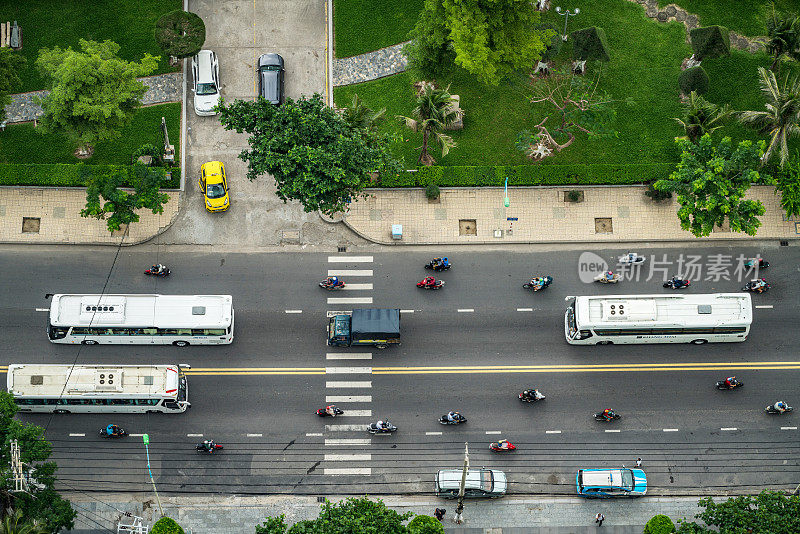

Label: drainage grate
[317,496,326,503]
[22,217,40,233]
[338,246,347,253]
[780,240,789,246]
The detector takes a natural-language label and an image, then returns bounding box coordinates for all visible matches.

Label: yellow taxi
[199,161,229,212]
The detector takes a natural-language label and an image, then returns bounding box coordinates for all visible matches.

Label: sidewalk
[344,185,799,245]
[65,493,710,534]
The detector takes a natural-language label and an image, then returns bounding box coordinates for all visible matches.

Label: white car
[191,50,220,116]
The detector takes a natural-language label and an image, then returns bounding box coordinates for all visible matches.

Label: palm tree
[737,67,800,167]
[674,91,732,143]
[398,83,462,165]
[0,509,48,534]
[765,8,800,72]
[341,94,386,133]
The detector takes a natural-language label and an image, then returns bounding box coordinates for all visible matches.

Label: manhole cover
[595,217,613,234]
[22,217,40,233]
[459,219,477,236]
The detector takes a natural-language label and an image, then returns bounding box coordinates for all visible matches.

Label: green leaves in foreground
[256,497,413,534]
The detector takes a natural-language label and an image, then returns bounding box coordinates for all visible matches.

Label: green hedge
[377,164,676,187]
[0,163,180,189]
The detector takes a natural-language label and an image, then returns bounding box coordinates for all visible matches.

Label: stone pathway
[4,72,182,123]
[332,1,766,87]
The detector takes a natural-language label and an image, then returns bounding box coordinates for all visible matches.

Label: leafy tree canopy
[35,39,158,154]
[217,94,401,215]
[677,491,800,534]
[80,164,170,233]
[654,135,773,237]
[0,48,26,123]
[255,497,413,534]
[776,151,800,219]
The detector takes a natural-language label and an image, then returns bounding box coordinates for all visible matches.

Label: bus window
[192,329,206,336]
[142,328,158,336]
[159,328,179,335]
[207,329,225,336]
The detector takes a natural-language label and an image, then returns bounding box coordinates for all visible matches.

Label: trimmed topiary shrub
[689,26,730,61]
[154,11,206,59]
[151,517,185,534]
[570,27,610,62]
[644,514,676,534]
[679,66,710,96]
[408,514,445,534]
[425,183,440,199]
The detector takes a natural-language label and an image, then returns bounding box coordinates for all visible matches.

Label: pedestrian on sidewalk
[595,512,605,526]
[636,457,642,468]
[434,508,445,522]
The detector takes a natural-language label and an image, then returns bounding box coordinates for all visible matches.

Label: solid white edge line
[246,433,263,437]
[485,431,501,435]
[285,310,303,314]
[187,433,203,437]
[663,429,679,432]
[720,427,738,431]
[545,430,561,434]
[306,433,323,437]
[69,433,85,437]
[604,429,621,433]
[457,309,474,313]
[781,426,798,430]
[425,432,443,436]
[755,305,773,309]
[517,308,533,312]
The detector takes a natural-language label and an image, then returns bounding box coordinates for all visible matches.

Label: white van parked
[191,50,220,116]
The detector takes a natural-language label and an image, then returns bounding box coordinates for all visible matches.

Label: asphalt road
[1,244,798,496]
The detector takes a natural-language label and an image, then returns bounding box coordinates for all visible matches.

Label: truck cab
[328,314,352,347]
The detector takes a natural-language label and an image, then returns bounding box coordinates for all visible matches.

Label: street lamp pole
[453,442,469,524]
[555,6,580,41]
[142,434,164,518]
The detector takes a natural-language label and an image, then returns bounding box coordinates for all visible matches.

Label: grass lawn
[333,0,423,58]
[335,0,800,169]
[658,0,798,37]
[0,103,181,165]
[0,0,182,93]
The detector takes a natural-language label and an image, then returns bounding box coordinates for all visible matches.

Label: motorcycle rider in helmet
[774,401,789,413]
[601,408,616,421]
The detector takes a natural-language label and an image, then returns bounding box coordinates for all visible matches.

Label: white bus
[7,364,190,413]
[47,294,233,346]
[565,293,752,345]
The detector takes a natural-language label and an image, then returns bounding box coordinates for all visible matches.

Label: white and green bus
[565,293,752,345]
[47,294,233,346]
[8,364,190,414]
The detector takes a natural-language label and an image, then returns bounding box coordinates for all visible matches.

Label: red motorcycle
[319,277,345,290]
[316,406,344,417]
[417,276,445,290]
[490,440,516,452]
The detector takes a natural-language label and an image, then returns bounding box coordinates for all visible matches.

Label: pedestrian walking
[595,512,605,526]
[434,508,445,522]
[636,457,642,468]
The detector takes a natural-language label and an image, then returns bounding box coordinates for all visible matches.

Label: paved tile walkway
[343,185,798,244]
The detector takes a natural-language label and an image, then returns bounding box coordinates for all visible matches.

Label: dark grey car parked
[257,53,284,105]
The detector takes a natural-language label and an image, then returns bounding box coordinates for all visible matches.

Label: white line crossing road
[335,410,372,417]
[327,297,373,304]
[326,395,372,402]
[327,256,373,263]
[324,468,372,475]
[326,353,372,360]
[325,438,371,446]
[328,269,373,277]
[325,367,372,374]
[324,454,372,461]
[326,424,369,432]
[326,381,372,388]
[340,283,373,290]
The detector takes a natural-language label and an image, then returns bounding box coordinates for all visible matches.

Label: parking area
[158,0,353,247]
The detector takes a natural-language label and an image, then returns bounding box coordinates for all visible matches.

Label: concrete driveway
[157,0,362,248]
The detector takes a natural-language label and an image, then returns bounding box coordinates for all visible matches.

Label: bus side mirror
[180,363,191,369]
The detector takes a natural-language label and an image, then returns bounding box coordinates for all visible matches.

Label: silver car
[257,53,284,105]
[435,469,507,498]
[191,50,220,116]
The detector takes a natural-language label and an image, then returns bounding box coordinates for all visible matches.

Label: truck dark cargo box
[351,308,400,341]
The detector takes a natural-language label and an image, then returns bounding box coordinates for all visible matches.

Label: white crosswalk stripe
[325,367,372,374]
[326,395,372,402]
[327,297,373,304]
[328,269,373,276]
[340,283,373,290]
[325,438,370,445]
[328,256,373,263]
[326,424,369,432]
[324,454,372,461]
[326,353,372,360]
[326,381,372,388]
[324,468,371,475]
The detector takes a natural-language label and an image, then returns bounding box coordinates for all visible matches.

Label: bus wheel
[596,341,613,345]
[81,340,98,345]
[53,409,70,414]
[173,341,190,347]
[691,339,708,345]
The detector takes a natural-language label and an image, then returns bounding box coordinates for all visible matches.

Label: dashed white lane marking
[337,410,372,417]
[755,305,773,309]
[426,431,443,436]
[327,353,372,360]
[35,308,49,312]
[325,367,372,374]
[341,283,373,290]
[246,433,263,437]
[326,395,372,402]
[781,426,798,430]
[485,431,501,435]
[721,427,738,431]
[457,308,474,313]
[187,433,203,437]
[326,424,369,432]
[324,468,372,475]
[325,438,371,445]
[324,453,372,461]
[663,429,679,432]
[604,429,621,433]
[328,256,373,263]
[327,297,373,304]
[400,309,415,313]
[517,308,533,312]
[328,269,373,276]
[285,310,303,314]
[326,381,372,388]
[306,433,324,437]
[69,433,85,437]
[545,430,561,434]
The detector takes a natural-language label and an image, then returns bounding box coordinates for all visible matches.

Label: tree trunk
[770,54,779,72]
[419,128,430,165]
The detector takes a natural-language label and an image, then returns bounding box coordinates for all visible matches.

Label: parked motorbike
[144,265,170,277]
[742,279,770,293]
[99,426,127,438]
[618,252,646,265]
[368,421,397,434]
[716,379,743,390]
[319,277,346,290]
[417,276,445,290]
[439,413,467,425]
[593,411,621,422]
[765,403,793,415]
[489,440,516,452]
[424,258,452,271]
[523,276,553,291]
[744,258,769,269]
[316,406,344,417]
[195,441,224,453]
[594,272,621,284]
[518,389,545,403]
[663,277,691,289]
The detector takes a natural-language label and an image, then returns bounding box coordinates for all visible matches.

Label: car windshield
[621,469,634,491]
[205,183,226,199]
[196,82,218,96]
[480,470,493,492]
[260,65,281,71]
